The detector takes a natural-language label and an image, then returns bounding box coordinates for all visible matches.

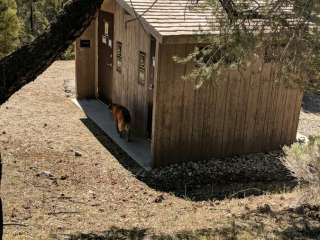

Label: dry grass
[0,61,319,239]
[282,136,320,205]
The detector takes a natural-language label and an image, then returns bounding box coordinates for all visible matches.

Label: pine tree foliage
[0,0,20,58]
[178,0,320,92]
[0,0,70,56]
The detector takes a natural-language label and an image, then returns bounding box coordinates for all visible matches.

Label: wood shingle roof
[115,0,296,43]
[116,0,218,40]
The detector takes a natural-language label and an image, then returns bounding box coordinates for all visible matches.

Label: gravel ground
[1,61,320,239]
[299,92,320,137]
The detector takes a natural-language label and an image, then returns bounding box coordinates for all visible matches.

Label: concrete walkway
[72,99,152,170]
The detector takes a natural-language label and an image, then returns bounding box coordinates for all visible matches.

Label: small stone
[257,204,272,214]
[154,194,165,203]
[37,171,54,178]
[2,131,6,135]
[74,151,82,157]
[22,204,30,210]
[10,208,17,218]
[43,123,47,128]
[60,175,68,180]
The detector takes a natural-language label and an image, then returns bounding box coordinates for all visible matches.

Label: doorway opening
[147,37,156,139]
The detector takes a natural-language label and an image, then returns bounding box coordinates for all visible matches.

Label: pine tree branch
[0,0,103,104]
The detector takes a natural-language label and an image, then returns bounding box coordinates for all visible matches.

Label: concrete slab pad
[72,98,152,171]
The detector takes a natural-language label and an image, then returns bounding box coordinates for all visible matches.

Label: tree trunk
[0,0,103,104]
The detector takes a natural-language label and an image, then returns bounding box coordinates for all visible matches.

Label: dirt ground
[1,61,320,240]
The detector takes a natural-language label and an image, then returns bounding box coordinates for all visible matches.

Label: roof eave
[115,0,164,43]
[162,34,213,44]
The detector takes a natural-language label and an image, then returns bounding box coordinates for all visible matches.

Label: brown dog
[108,103,131,142]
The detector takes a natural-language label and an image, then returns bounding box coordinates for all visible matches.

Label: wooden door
[98,11,114,104]
[147,38,156,139]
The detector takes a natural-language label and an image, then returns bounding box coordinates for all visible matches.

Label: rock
[37,171,54,178]
[22,204,31,210]
[88,190,95,195]
[60,175,68,180]
[296,133,309,144]
[43,123,47,128]
[74,151,82,157]
[10,208,17,218]
[257,204,272,214]
[154,194,165,203]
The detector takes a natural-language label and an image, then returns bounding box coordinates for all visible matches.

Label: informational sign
[102,36,107,44]
[80,40,90,48]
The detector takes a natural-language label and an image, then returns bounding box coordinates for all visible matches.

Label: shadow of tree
[65,205,320,240]
[302,93,320,114]
[278,205,320,240]
[81,118,296,202]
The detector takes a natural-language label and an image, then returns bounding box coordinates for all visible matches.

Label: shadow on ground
[65,205,320,240]
[302,93,320,114]
[81,118,296,202]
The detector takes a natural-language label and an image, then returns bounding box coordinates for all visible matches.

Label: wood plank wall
[75,19,97,99]
[152,43,303,167]
[112,2,151,136]
[76,0,150,136]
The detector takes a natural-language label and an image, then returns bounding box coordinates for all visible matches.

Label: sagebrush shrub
[282,136,320,203]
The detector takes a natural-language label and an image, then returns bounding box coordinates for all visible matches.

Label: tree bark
[0,0,103,104]
[218,0,238,20]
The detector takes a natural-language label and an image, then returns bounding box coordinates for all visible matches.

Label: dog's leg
[126,126,131,142]
[120,132,123,138]
[115,120,120,134]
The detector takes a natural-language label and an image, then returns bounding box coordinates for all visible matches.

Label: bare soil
[299,92,320,137]
[1,61,320,239]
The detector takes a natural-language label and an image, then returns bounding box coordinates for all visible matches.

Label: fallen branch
[48,211,81,216]
[3,223,28,227]
[228,188,265,198]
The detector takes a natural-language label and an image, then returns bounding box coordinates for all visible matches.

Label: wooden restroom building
[75,0,303,168]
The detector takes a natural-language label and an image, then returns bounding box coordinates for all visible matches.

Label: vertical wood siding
[75,19,97,99]
[112,2,151,136]
[153,43,303,167]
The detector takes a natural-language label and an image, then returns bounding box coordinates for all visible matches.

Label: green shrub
[59,44,75,60]
[0,0,21,58]
[282,136,320,203]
